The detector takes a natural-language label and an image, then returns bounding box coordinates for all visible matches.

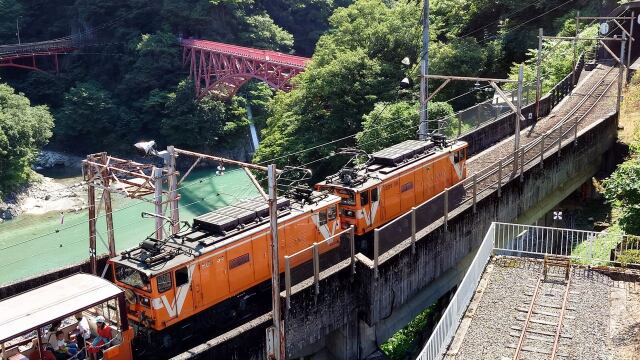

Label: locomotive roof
[317,140,467,190]
[111,192,340,276]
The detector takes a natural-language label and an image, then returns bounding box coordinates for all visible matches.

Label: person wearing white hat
[87,316,112,360]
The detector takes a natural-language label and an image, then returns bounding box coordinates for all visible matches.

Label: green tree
[356,101,454,153]
[0,83,54,195]
[254,0,422,172]
[159,81,250,150]
[55,81,121,152]
[602,153,640,235]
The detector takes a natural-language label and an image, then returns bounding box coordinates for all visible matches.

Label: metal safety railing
[283,226,354,309]
[416,223,496,360]
[373,64,616,272]
[493,222,640,266]
[417,221,640,360]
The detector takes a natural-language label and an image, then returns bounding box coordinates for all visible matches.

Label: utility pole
[536,28,543,120]
[419,0,430,140]
[165,146,180,235]
[628,12,635,72]
[16,17,20,45]
[267,164,285,360]
[152,167,164,240]
[515,64,524,170]
[617,34,626,115]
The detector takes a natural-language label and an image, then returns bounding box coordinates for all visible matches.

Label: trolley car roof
[0,274,122,343]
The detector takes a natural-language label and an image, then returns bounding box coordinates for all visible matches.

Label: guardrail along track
[461,65,617,203]
[511,271,573,360]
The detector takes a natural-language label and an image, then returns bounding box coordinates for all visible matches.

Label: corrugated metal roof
[0,274,122,343]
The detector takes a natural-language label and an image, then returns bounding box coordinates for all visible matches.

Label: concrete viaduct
[171,62,624,360]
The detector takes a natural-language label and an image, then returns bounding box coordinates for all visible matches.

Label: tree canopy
[0,83,54,195]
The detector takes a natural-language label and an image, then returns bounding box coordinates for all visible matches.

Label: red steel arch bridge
[0,38,78,72]
[181,39,309,99]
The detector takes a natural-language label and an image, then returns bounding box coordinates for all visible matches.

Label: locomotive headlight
[342,209,355,218]
[124,289,138,305]
[139,296,151,307]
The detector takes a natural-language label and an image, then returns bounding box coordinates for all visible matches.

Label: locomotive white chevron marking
[449,153,464,180]
[312,215,339,241]
[158,264,195,318]
[359,186,381,227]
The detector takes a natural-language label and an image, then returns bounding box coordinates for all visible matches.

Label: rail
[415,223,496,360]
[417,221,640,360]
[373,64,617,268]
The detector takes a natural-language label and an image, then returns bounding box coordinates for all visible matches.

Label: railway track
[510,271,574,360]
[460,64,618,203]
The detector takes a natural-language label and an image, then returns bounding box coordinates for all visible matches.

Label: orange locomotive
[317,139,468,235]
[109,192,340,339]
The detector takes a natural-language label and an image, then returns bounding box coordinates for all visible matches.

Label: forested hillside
[0,0,615,192]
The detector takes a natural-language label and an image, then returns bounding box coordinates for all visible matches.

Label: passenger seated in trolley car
[0,274,133,360]
[108,191,341,348]
[316,137,468,237]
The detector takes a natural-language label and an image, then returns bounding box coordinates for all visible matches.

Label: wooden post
[374,229,379,279]
[558,133,562,156]
[472,174,477,213]
[313,243,320,295]
[284,256,291,310]
[520,147,525,182]
[100,153,116,258]
[88,161,97,275]
[411,207,417,254]
[444,187,449,231]
[540,134,545,168]
[350,226,356,275]
[497,158,502,197]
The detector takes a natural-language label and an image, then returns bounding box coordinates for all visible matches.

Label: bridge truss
[0,39,77,72]
[181,39,309,99]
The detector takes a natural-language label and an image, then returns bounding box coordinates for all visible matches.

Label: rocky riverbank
[0,151,86,221]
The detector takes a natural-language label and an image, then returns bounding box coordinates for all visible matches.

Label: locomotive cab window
[454,150,462,164]
[327,206,337,220]
[319,210,328,226]
[156,272,172,293]
[175,267,189,287]
[115,264,150,292]
[339,190,356,206]
[371,188,379,202]
[361,191,369,206]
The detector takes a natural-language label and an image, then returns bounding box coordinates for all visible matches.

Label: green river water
[0,167,259,285]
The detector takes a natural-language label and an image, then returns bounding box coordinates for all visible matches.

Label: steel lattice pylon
[181,39,309,99]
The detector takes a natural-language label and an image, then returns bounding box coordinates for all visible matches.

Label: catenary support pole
[617,35,626,115]
[166,146,180,234]
[419,0,430,139]
[88,165,97,275]
[267,164,285,360]
[628,12,635,74]
[515,64,524,170]
[152,167,164,240]
[100,153,116,257]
